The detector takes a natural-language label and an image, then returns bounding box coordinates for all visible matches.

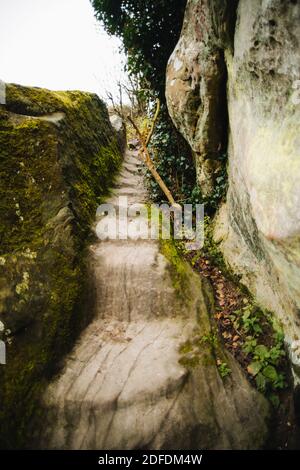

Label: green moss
[0,83,122,254]
[159,238,191,300]
[178,330,222,371]
[202,216,229,272]
[5,83,106,117]
[179,355,201,369]
[0,115,62,254]
[0,83,122,448]
[179,340,193,355]
[161,237,232,376]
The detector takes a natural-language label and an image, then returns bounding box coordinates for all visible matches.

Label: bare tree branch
[145,99,160,147]
[127,105,179,208]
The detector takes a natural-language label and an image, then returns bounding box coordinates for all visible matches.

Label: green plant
[241,306,263,335]
[202,216,231,274]
[247,340,286,394]
[217,360,231,378]
[202,153,228,213]
[180,213,288,405]
[146,108,196,204]
[201,332,218,349]
[231,305,287,406]
[92,1,197,207]
[233,306,288,404]
[242,337,258,355]
[230,305,265,337]
[92,0,187,100]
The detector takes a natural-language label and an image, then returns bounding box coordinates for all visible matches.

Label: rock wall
[166,0,237,195]
[0,83,122,447]
[110,114,127,153]
[166,1,300,382]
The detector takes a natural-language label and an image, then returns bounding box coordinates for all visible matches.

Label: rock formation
[166,0,300,385]
[166,0,237,195]
[0,83,122,447]
[33,150,269,450]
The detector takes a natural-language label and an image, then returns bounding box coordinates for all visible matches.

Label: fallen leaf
[222,331,232,339]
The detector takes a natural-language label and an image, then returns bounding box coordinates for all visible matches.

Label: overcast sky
[0,0,128,101]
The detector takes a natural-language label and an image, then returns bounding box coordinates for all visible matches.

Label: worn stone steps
[35,150,270,450]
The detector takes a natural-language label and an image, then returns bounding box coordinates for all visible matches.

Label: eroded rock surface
[166,0,300,384]
[214,0,300,382]
[110,114,126,153]
[35,151,270,450]
[166,0,236,195]
[0,83,122,447]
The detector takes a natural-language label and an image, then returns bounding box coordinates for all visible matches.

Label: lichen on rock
[166,0,300,391]
[0,83,122,448]
[214,0,300,385]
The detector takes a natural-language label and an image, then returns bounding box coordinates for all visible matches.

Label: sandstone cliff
[166,0,300,387]
[0,83,122,447]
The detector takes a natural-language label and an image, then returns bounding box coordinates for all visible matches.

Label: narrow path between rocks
[35,150,270,450]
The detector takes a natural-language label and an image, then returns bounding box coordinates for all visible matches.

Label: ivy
[203,154,228,212]
[92,1,198,206]
[231,305,287,403]
[91,0,187,100]
[145,107,197,204]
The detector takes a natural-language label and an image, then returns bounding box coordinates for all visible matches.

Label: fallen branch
[128,112,179,208]
[145,98,160,147]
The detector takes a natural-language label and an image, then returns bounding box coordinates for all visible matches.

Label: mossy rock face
[0,83,122,447]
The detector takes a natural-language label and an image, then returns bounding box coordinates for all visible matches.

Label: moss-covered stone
[0,83,122,448]
[159,238,191,301]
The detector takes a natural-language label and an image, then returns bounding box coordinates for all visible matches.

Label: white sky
[0,0,128,101]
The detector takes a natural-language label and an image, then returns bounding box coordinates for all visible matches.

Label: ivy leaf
[254,344,269,360]
[262,365,278,381]
[269,393,280,408]
[247,361,262,376]
[255,372,267,392]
